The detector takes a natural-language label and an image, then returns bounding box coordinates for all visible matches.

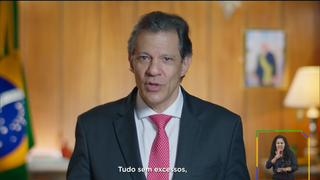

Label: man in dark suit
[67,11,250,180]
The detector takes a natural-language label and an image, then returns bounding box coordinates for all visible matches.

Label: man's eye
[139,56,149,60]
[164,57,172,61]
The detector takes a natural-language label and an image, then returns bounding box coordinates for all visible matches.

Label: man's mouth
[149,83,158,86]
[145,82,161,91]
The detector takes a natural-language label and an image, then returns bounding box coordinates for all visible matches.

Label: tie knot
[148,114,172,130]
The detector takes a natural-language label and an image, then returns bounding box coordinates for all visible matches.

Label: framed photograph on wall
[244,29,286,88]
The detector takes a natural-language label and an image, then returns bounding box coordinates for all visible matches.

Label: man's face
[130,30,191,113]
[262,43,269,55]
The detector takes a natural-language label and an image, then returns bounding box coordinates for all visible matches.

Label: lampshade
[284,66,319,108]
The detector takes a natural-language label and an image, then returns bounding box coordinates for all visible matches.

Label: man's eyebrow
[136,52,177,58]
[136,52,151,56]
[161,54,176,58]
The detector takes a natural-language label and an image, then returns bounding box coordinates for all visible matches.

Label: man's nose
[146,59,161,76]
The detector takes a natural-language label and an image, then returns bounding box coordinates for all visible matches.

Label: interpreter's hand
[277,168,284,172]
[282,167,289,172]
[275,149,281,159]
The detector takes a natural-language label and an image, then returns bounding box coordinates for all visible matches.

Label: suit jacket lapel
[173,87,203,180]
[113,87,146,180]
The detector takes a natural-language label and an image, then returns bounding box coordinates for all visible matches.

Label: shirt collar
[135,86,183,119]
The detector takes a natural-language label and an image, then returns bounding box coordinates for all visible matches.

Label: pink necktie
[147,114,172,180]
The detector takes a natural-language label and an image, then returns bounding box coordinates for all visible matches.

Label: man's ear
[181,55,192,77]
[128,54,134,72]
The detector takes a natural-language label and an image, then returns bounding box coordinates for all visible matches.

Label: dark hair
[127,11,192,62]
[269,135,291,160]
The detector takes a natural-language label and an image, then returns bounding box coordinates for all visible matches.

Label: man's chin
[144,97,163,107]
[140,93,162,104]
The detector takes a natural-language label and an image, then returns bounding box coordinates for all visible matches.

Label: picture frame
[243,29,286,88]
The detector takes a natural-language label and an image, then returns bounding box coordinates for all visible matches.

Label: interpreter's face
[276,138,285,151]
[130,31,191,113]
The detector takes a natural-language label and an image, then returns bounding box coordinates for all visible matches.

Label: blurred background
[1,1,319,180]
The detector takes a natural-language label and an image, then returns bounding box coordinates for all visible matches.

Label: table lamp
[284,66,320,163]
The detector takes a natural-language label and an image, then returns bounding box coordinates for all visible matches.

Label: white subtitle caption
[118,166,188,173]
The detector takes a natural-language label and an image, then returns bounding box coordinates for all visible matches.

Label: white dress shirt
[134,87,183,180]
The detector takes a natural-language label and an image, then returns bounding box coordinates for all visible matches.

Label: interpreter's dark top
[266,150,298,179]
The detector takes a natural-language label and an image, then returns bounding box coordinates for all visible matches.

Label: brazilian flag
[0,1,34,180]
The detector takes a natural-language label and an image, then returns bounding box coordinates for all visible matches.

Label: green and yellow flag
[0,1,34,180]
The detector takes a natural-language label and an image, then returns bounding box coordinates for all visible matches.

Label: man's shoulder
[186,93,240,121]
[79,97,127,120]
[185,94,244,139]
[79,88,137,120]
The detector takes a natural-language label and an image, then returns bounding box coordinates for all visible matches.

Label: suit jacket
[67,87,250,180]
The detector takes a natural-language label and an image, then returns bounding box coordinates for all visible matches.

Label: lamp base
[304,117,320,165]
[304,137,320,164]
